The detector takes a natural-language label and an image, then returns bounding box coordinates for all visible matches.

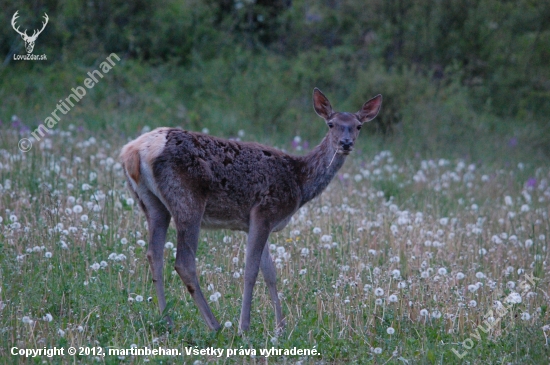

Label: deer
[11,11,49,54]
[119,88,382,333]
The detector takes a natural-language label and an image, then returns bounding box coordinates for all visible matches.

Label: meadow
[0,116,548,364]
[1,0,549,362]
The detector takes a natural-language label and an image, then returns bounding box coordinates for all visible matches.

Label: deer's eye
[357,125,362,130]
[327,122,334,128]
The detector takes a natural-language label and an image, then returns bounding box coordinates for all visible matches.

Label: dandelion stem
[327,150,338,169]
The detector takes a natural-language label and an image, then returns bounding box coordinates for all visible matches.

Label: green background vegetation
[1,0,549,164]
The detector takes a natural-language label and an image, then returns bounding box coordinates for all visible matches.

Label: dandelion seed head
[321,234,332,243]
[506,292,522,304]
[209,292,221,302]
[431,310,442,319]
[467,284,478,292]
[505,196,513,206]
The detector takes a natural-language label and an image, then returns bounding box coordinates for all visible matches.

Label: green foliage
[2,0,549,119]
[2,0,549,163]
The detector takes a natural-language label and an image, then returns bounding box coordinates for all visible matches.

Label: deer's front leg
[260,243,285,333]
[239,214,272,333]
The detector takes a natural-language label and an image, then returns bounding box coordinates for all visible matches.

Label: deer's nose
[340,139,353,150]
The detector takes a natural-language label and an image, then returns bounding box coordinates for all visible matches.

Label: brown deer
[119,88,382,332]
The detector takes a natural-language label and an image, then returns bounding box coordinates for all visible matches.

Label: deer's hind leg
[170,197,221,331]
[131,184,172,324]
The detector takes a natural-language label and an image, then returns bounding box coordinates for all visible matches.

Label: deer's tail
[120,142,141,184]
[119,128,170,187]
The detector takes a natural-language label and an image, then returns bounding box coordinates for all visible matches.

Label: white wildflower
[321,234,332,243]
[467,284,478,292]
[431,310,442,319]
[504,196,513,206]
[210,292,221,302]
[506,292,522,304]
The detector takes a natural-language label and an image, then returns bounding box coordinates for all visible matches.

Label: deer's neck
[298,137,346,206]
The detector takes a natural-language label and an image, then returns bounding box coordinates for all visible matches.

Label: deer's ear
[357,94,382,123]
[313,88,333,120]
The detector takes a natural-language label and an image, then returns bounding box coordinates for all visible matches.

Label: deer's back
[151,128,302,230]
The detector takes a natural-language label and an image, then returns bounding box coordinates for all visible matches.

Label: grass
[0,117,549,364]
[2,53,549,166]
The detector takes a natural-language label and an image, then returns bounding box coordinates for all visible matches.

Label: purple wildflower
[526,178,537,189]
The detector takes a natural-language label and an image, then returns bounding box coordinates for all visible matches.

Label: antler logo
[11,11,49,54]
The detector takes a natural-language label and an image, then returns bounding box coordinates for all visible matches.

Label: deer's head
[313,88,382,155]
[11,11,49,54]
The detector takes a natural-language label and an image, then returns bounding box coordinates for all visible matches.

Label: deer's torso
[153,129,303,231]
